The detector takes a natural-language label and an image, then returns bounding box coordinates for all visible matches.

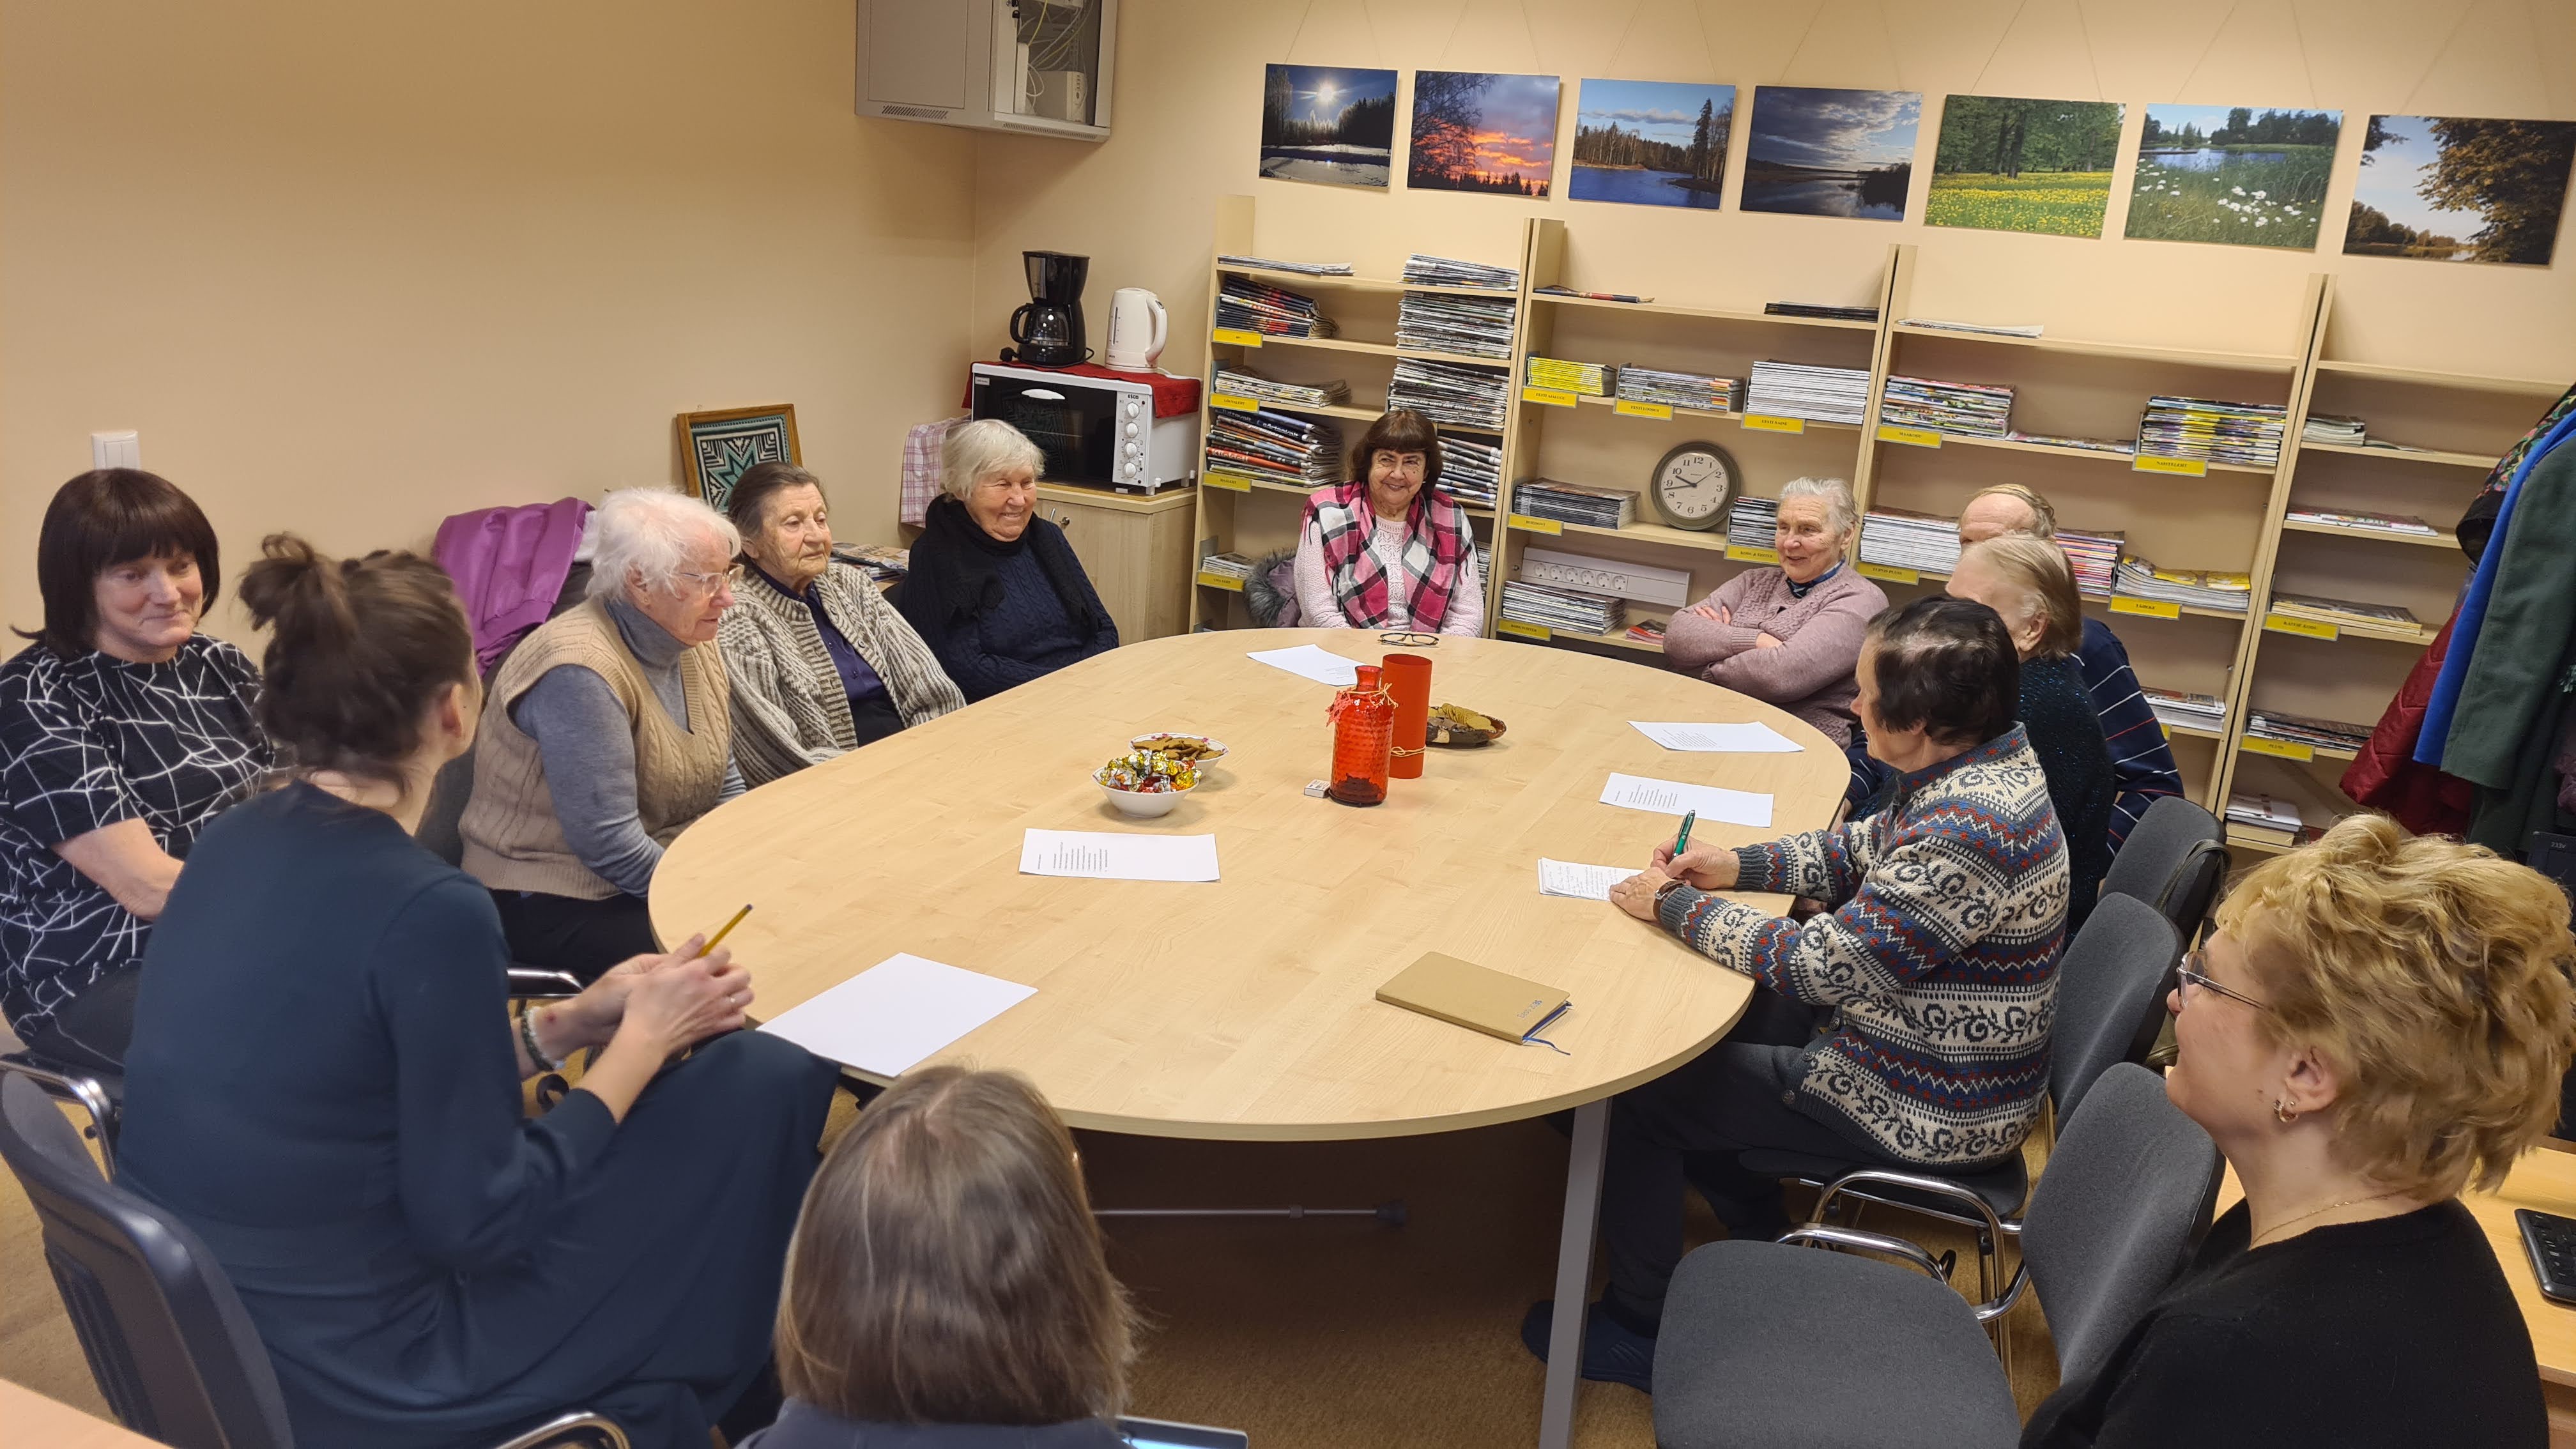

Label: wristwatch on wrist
[1653,877,1691,911]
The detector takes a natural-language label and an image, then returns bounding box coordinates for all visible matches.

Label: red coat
[2342,608,2474,835]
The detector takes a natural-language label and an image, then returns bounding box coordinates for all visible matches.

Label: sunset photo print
[1407,71,1561,197]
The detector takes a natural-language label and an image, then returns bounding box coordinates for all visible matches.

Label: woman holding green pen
[118,535,838,1449]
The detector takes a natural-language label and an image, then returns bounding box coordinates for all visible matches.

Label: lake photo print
[2345,114,2576,265]
[1260,65,1399,190]
[1741,86,1922,220]
[1568,79,1735,210]
[2125,103,2341,249]
[1408,71,1561,197]
[1926,96,2125,237]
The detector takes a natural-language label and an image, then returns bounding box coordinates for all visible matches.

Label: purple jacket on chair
[433,498,592,675]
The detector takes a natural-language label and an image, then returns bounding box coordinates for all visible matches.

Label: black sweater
[2018,654,2113,937]
[2023,1199,2545,1448]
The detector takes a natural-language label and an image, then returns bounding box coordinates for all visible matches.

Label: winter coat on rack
[2341,612,2475,836]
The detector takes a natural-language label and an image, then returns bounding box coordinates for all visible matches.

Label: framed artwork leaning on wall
[677,403,801,515]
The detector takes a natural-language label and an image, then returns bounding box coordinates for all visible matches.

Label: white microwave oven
[969,363,1199,494]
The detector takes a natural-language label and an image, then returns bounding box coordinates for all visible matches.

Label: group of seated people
[0,406,2566,1446]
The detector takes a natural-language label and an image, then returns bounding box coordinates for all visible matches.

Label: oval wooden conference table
[654,627,1847,1447]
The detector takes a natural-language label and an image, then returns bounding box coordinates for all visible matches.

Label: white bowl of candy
[1094,750,1201,818]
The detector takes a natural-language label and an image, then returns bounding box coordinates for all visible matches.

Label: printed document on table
[1020,829,1220,882]
[758,953,1036,1076]
[1598,772,1774,827]
[1538,859,1635,901]
[1248,643,1360,687]
[1630,720,1803,753]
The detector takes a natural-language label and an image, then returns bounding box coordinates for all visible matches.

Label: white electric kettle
[1104,288,1168,371]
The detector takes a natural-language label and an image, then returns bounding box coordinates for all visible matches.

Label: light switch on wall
[91,431,141,470]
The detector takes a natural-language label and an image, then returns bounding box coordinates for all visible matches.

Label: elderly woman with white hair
[1663,476,1887,749]
[460,487,747,981]
[896,419,1118,703]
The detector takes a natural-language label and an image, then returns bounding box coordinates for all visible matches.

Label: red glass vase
[1327,664,1394,807]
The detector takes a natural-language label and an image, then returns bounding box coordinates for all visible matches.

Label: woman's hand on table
[1651,836,1742,891]
[1609,866,1671,922]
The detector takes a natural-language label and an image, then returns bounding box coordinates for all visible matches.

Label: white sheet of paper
[758,953,1036,1075]
[1599,772,1774,827]
[1020,829,1220,882]
[1247,643,1360,687]
[1538,859,1636,901]
[1630,720,1804,754]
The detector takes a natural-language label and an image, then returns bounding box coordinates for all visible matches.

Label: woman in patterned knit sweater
[1523,595,2067,1392]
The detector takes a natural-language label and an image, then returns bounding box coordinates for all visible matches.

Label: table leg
[1540,1098,1610,1449]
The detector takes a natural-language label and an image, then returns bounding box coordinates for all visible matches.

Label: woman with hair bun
[116,535,838,1449]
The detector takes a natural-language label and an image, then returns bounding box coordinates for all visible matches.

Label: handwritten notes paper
[1629,720,1803,754]
[758,953,1036,1076]
[1598,772,1774,827]
[1248,644,1360,687]
[1538,859,1636,901]
[1020,829,1220,882]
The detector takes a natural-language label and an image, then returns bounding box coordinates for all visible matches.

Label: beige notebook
[1376,952,1571,1044]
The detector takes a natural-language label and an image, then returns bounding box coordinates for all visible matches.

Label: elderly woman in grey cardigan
[1662,475,1885,747]
[717,463,963,787]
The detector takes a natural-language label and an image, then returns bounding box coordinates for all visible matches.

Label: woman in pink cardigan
[1663,475,1885,747]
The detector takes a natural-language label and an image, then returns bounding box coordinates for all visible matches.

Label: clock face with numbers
[1650,440,1739,531]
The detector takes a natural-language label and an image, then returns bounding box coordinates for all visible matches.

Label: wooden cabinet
[1036,482,1195,642]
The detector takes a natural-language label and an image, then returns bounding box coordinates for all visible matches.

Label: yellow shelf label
[1209,393,1261,412]
[1194,572,1245,592]
[2133,454,2208,477]
[1211,328,1264,348]
[2110,597,2182,620]
[1506,513,1563,535]
[1855,562,1919,585]
[1202,471,1254,493]
[1496,619,1552,640]
[1876,424,1942,448]
[1520,386,1577,408]
[1724,544,1781,564]
[1741,413,1804,433]
[2242,735,2315,762]
[2264,613,2340,641]
[1614,399,1675,420]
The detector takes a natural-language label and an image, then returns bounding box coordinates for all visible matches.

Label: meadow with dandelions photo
[2124,103,2340,249]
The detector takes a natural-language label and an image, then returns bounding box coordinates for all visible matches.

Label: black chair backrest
[0,1075,294,1449]
[2017,1062,2223,1386]
[2101,795,2227,944]
[2049,894,2183,1123]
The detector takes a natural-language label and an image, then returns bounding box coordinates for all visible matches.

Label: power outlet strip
[1520,546,1692,607]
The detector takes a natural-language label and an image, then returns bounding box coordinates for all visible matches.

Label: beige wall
[972,0,2576,376]
[2,0,977,647]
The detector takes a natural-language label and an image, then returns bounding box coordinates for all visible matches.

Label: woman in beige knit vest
[459,488,746,981]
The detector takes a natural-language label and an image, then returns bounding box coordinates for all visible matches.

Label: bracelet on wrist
[518,1003,565,1073]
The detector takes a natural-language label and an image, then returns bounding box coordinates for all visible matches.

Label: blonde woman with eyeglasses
[2024,814,2573,1448]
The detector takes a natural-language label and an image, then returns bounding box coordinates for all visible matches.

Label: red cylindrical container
[1382,652,1433,779]
[1327,664,1394,807]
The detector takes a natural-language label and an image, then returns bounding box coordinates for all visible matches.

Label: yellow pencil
[698,903,754,956]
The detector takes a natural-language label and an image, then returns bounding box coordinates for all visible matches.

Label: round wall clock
[1649,439,1739,531]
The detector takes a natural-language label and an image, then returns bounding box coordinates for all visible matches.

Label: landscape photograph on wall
[1259,65,1399,190]
[1740,86,1921,220]
[2124,103,2341,249]
[1926,96,2125,237]
[1407,71,1561,197]
[2344,114,2576,265]
[1567,79,1735,210]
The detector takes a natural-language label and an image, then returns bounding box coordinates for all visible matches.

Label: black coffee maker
[1004,250,1089,367]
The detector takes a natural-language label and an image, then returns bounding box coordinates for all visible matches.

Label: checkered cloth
[901,417,965,527]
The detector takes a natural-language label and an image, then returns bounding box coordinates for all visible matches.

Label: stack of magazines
[1525,356,1613,396]
[2006,429,2135,457]
[1859,507,1961,574]
[1388,358,1509,432]
[1623,618,1668,645]
[1220,255,1353,276]
[2113,554,2252,613]
[1402,253,1520,291]
[2247,710,2372,754]
[1398,292,1517,359]
[1747,360,1870,425]
[1877,375,2014,438]
[1616,366,1740,413]
[1216,277,1337,339]
[1203,409,1341,491]
[2226,793,2310,848]
[832,544,909,585]
[2144,687,2227,735]
[2285,507,2434,536]
[1728,494,1779,551]
[1436,436,1501,510]
[2135,395,2288,468]
[2300,413,2366,445]
[1501,580,1623,635]
[1212,365,1349,410]
[2058,528,2124,598]
[1512,479,1636,530]
[2266,592,2423,634]
[1195,551,1255,584]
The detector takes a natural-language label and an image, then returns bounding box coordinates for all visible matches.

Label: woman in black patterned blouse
[0,470,270,1071]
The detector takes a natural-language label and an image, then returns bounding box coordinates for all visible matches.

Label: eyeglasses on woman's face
[2176,947,2273,1013]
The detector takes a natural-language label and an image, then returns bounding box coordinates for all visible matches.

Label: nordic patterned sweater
[1657,724,2068,1165]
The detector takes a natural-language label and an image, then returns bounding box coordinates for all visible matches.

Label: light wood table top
[652,629,1846,1140]
[0,1377,154,1446]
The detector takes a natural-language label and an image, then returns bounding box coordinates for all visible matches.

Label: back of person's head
[724,461,825,540]
[1955,535,2083,659]
[2213,815,2576,1198]
[585,487,740,598]
[22,468,222,657]
[236,535,476,795]
[776,1066,1133,1425]
[1350,408,1444,488]
[1864,595,2020,747]
[1960,483,2057,540]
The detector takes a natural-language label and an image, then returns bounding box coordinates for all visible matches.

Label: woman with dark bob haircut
[1292,408,1484,636]
[118,535,837,1449]
[747,1064,1137,1447]
[0,469,270,1071]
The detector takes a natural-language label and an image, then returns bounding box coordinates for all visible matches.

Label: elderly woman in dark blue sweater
[896,421,1117,703]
